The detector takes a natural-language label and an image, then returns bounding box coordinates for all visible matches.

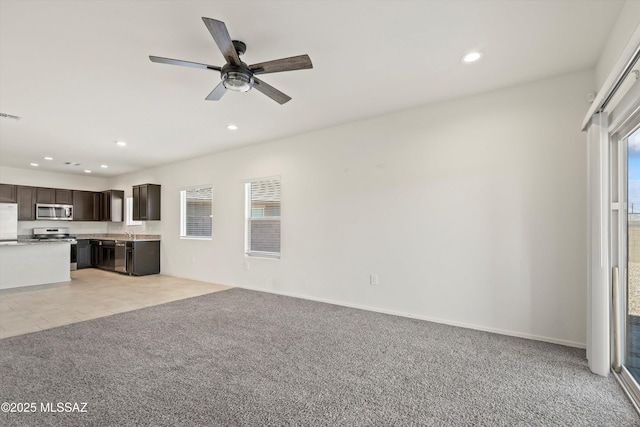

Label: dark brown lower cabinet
[76,239,91,269]
[127,241,160,276]
[90,239,160,276]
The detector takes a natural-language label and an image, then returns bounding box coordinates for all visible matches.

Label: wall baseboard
[229,283,586,350]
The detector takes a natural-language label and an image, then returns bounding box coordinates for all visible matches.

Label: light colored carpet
[0,288,637,426]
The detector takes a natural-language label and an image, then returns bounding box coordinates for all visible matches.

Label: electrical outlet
[244,260,250,271]
[370,274,378,286]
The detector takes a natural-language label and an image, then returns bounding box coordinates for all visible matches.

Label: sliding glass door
[606,69,640,407]
[611,92,640,407]
[627,126,640,385]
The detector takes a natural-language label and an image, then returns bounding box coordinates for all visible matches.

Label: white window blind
[245,178,280,258]
[180,186,213,239]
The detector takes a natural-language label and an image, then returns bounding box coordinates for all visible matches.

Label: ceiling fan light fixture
[222,71,253,92]
[149,18,312,104]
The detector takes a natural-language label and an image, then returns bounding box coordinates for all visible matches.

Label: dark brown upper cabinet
[16,186,36,220]
[0,184,17,203]
[55,189,73,204]
[36,187,74,204]
[101,190,124,222]
[1,182,126,222]
[36,187,55,203]
[73,190,101,221]
[133,184,161,221]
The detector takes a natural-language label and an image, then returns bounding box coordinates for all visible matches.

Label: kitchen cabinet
[56,189,73,204]
[76,239,91,269]
[127,241,160,276]
[36,187,73,204]
[90,239,115,270]
[101,190,124,222]
[88,238,160,276]
[90,240,101,267]
[2,183,123,222]
[16,186,36,220]
[133,184,161,221]
[0,184,17,203]
[100,240,116,270]
[73,191,100,221]
[36,187,55,203]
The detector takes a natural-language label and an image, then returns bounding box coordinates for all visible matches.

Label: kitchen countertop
[76,234,161,242]
[4,240,72,246]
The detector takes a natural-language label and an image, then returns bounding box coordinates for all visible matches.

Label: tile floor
[0,269,231,339]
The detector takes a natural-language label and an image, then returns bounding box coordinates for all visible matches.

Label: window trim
[180,185,213,240]
[244,176,281,259]
[125,197,142,226]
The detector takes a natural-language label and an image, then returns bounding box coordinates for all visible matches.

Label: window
[245,177,280,258]
[180,186,213,239]
[125,197,142,226]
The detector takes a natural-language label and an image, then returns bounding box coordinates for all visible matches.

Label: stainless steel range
[32,227,78,270]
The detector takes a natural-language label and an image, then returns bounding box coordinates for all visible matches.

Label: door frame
[609,79,640,410]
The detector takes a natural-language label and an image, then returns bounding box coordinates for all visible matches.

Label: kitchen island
[0,241,70,290]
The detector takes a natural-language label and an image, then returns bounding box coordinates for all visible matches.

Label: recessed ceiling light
[30,163,39,167]
[116,141,127,147]
[43,156,53,161]
[84,170,92,173]
[462,51,483,63]
[227,124,238,130]
[100,164,108,168]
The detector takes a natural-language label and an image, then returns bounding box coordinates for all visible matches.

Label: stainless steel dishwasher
[115,240,127,273]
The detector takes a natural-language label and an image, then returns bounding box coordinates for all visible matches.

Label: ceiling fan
[149,17,313,105]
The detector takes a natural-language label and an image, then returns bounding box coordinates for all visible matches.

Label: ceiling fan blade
[201,17,241,66]
[149,56,221,71]
[250,54,313,75]
[252,77,292,104]
[205,81,227,101]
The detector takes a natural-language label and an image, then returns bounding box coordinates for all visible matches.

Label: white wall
[108,69,593,347]
[0,165,108,190]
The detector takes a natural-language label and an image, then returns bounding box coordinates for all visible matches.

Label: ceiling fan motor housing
[221,63,254,92]
[232,40,247,56]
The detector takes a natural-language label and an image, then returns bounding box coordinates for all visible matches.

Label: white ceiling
[0,0,625,177]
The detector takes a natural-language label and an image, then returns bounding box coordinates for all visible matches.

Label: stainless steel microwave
[35,204,73,221]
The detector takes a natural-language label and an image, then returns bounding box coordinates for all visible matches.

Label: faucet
[126,230,133,240]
